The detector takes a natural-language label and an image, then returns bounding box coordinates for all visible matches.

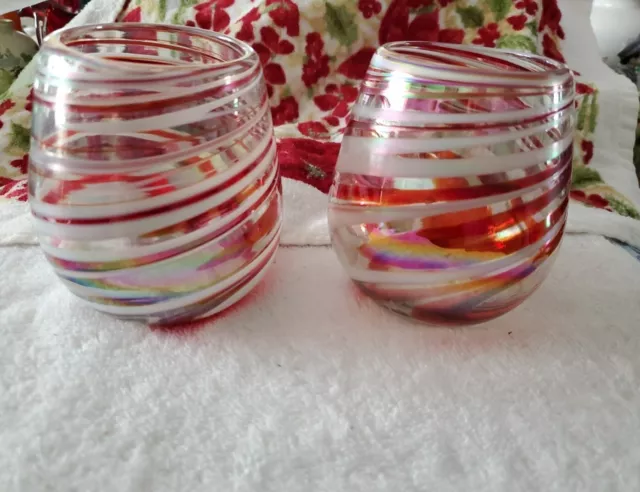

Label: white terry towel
[1,234,640,490]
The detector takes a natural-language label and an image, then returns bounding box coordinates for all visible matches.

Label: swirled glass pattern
[29,24,281,324]
[329,42,575,325]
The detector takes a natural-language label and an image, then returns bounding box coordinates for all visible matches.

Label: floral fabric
[0,0,638,219]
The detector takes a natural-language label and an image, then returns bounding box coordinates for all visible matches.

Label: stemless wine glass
[328,42,575,325]
[29,24,281,324]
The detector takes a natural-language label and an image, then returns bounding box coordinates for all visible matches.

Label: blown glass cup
[29,24,281,324]
[328,42,575,325]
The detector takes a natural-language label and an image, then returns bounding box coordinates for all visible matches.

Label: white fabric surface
[0,0,41,16]
[1,234,640,491]
[559,0,640,210]
[591,0,640,58]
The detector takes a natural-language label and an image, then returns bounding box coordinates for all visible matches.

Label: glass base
[79,250,276,326]
[357,281,530,326]
[351,250,557,327]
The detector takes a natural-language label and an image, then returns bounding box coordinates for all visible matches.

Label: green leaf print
[576,94,589,132]
[607,195,640,219]
[588,93,599,134]
[325,2,358,47]
[0,51,22,71]
[172,7,185,24]
[496,35,537,53]
[456,6,485,28]
[526,20,538,37]
[487,0,512,21]
[0,70,14,94]
[571,166,604,188]
[158,0,167,21]
[9,122,30,152]
[172,0,199,23]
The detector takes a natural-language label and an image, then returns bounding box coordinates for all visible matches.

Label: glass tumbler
[328,42,575,325]
[29,24,281,324]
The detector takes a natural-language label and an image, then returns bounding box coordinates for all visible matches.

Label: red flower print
[266,0,300,37]
[121,6,141,22]
[314,94,340,111]
[570,190,585,199]
[0,99,16,117]
[302,33,331,87]
[271,96,299,126]
[516,0,538,15]
[438,29,465,44]
[263,63,286,85]
[277,138,340,193]
[214,9,230,32]
[9,155,29,174]
[576,82,595,95]
[313,84,359,118]
[334,84,358,101]
[324,116,340,126]
[407,11,440,41]
[198,0,235,9]
[235,7,261,42]
[407,0,433,8]
[473,23,500,48]
[379,0,410,44]
[581,140,594,165]
[305,32,324,57]
[297,121,331,139]
[194,0,234,32]
[252,27,293,86]
[381,3,465,45]
[358,0,382,19]
[25,89,34,112]
[570,190,611,211]
[542,33,565,63]
[0,177,28,202]
[587,194,610,209]
[253,43,271,65]
[337,47,376,80]
[438,0,454,5]
[332,101,350,118]
[259,26,295,55]
[539,0,564,38]
[507,14,528,31]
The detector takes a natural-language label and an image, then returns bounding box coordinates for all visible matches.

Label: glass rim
[376,41,572,86]
[41,23,257,76]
